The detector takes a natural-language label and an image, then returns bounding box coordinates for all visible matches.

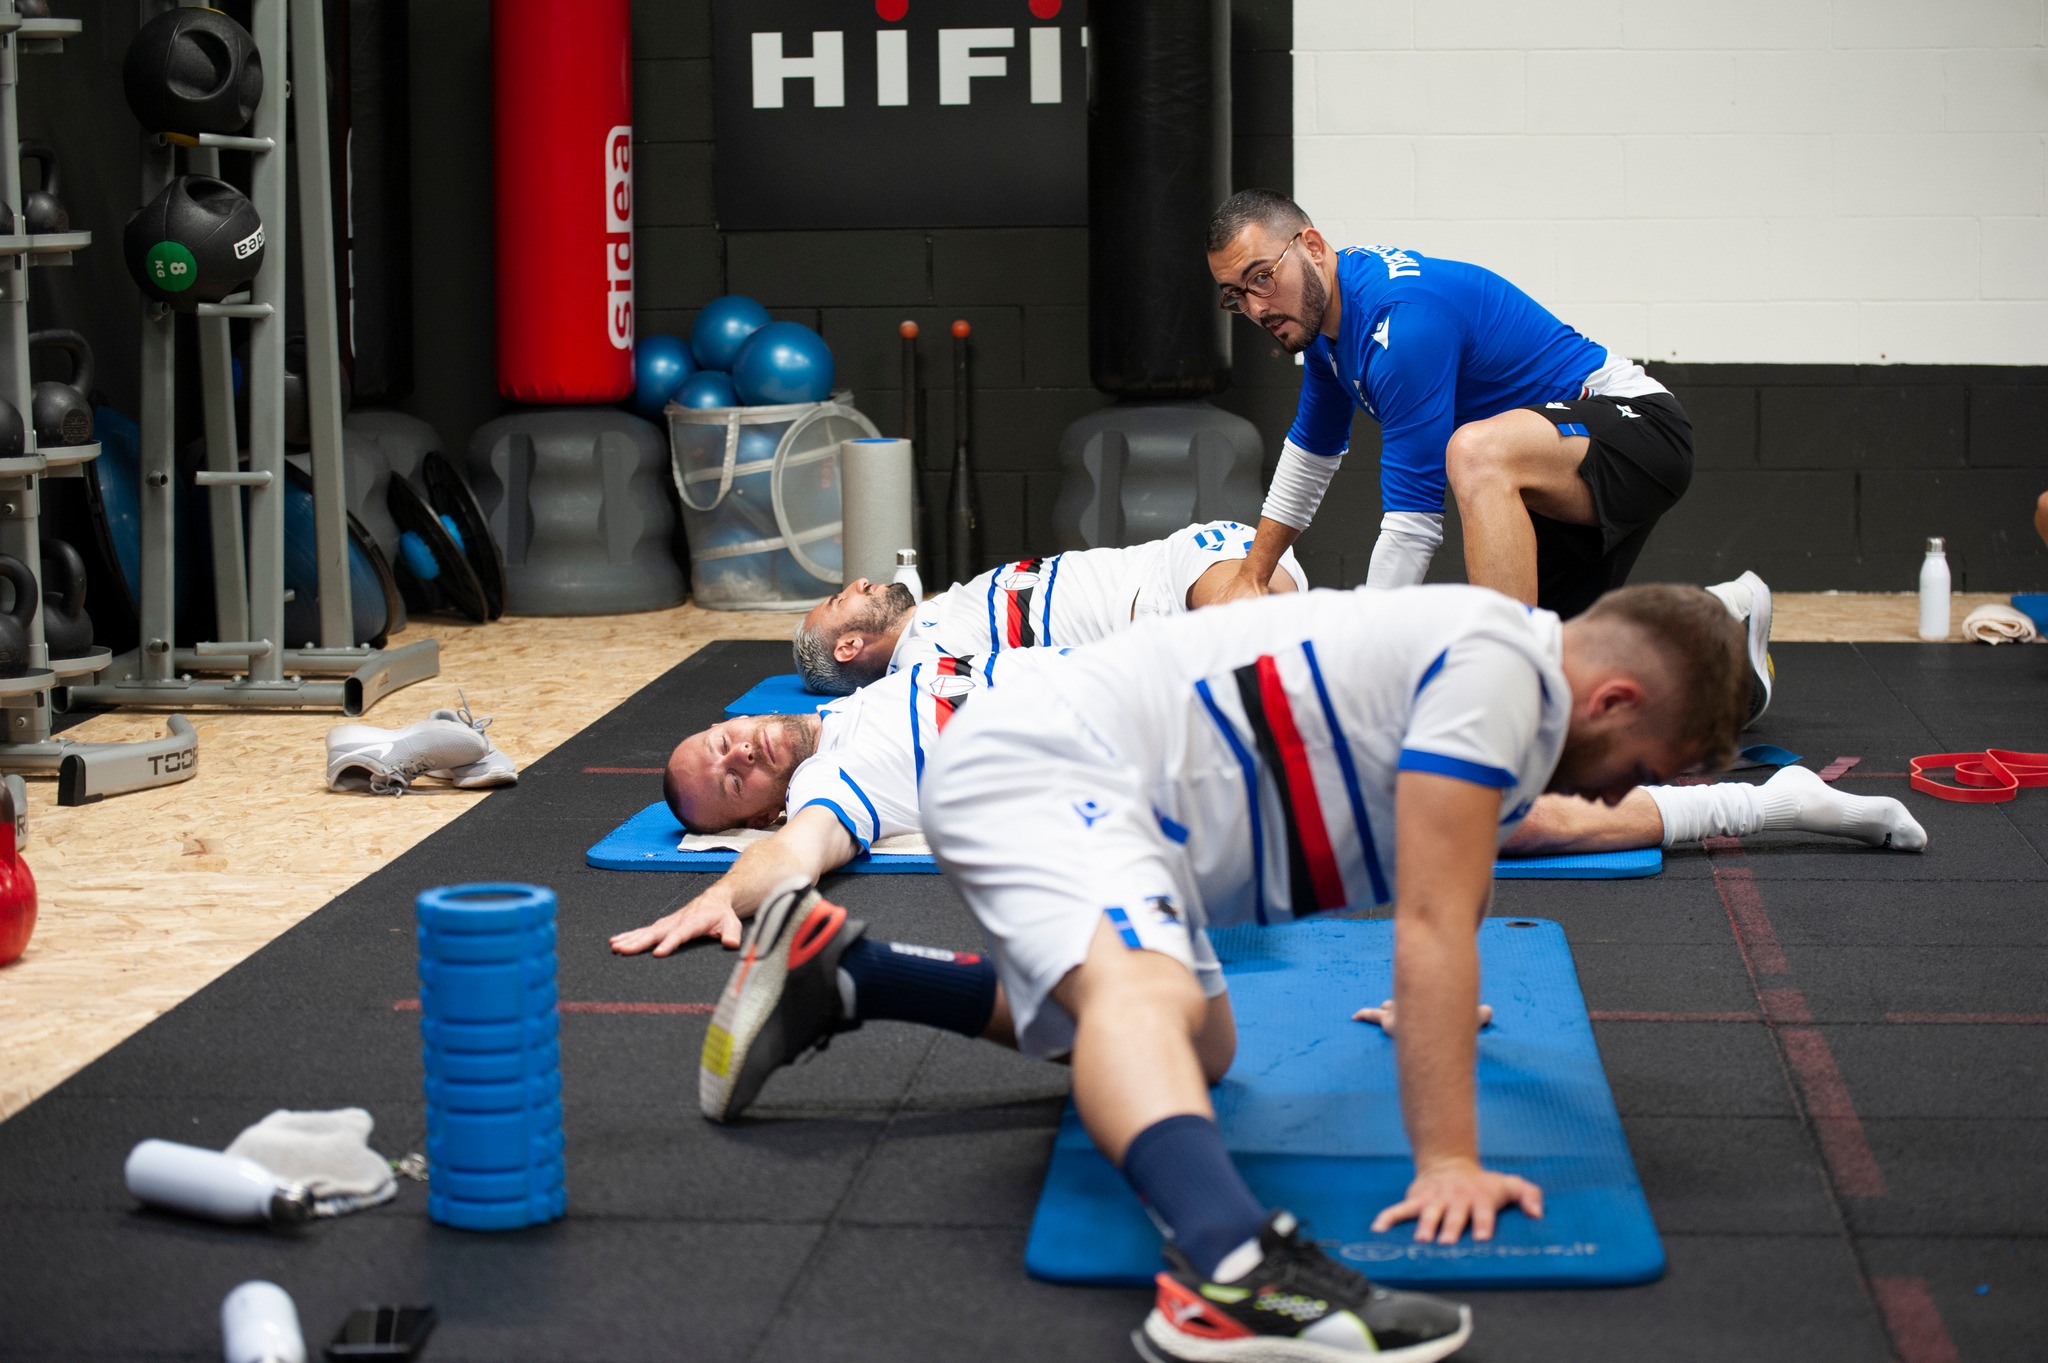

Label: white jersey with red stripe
[966,585,1570,926]
[887,520,1307,672]
[784,640,998,850]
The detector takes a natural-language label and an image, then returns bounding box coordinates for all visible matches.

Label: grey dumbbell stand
[70,0,439,741]
[0,1,204,807]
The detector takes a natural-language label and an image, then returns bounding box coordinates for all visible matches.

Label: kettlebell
[0,776,35,969]
[27,329,93,448]
[38,538,91,658]
[0,396,23,459]
[0,554,37,678]
[19,142,66,235]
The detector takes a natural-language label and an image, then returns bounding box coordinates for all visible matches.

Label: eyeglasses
[1218,233,1303,314]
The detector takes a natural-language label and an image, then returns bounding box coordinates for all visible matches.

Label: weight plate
[421,451,507,620]
[387,473,489,623]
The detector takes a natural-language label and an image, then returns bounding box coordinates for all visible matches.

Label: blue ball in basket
[689,295,771,372]
[732,321,834,406]
[630,334,695,419]
[674,369,739,410]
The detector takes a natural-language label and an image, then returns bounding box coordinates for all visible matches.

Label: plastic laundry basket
[667,392,878,611]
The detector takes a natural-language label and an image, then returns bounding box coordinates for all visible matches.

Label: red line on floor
[391,999,712,1015]
[1871,1277,1961,1363]
[1588,1010,1761,1023]
[1704,839,1789,976]
[1759,988,1813,1025]
[1780,1027,1886,1198]
[1816,756,1863,782]
[1886,1011,2048,1025]
[585,766,663,774]
[1835,772,1909,779]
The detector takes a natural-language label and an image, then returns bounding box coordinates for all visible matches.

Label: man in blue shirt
[1202,191,1772,717]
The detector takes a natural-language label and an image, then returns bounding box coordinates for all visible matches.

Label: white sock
[1211,1235,1265,1284]
[1756,764,1927,850]
[1645,781,1767,847]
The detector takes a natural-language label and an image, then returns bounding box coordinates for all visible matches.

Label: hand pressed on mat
[1372,1156,1544,1246]
[609,804,855,957]
[1352,999,1494,1034]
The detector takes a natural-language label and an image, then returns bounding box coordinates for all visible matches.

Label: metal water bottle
[124,1139,313,1225]
[1918,537,1951,640]
[221,1280,306,1363]
[892,548,923,602]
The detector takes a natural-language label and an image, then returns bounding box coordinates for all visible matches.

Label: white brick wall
[1294,0,2048,363]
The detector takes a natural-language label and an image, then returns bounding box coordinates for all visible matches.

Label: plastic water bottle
[221,1280,306,1363]
[124,1139,313,1225]
[1918,537,1951,640]
[892,548,924,602]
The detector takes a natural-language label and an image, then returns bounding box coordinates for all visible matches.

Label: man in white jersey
[694,584,1752,1363]
[611,625,1923,961]
[1201,189,1779,723]
[792,519,1309,695]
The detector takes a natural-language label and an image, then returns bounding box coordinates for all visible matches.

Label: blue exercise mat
[586,803,942,874]
[725,673,830,717]
[1024,917,1664,1290]
[586,803,1662,880]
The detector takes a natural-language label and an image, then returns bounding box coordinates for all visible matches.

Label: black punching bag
[1055,0,1261,551]
[1088,0,1231,398]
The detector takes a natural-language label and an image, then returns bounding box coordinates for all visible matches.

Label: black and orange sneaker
[1134,1211,1471,1362]
[699,879,865,1123]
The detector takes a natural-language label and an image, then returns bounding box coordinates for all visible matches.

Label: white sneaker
[1706,570,1774,724]
[426,699,519,789]
[325,718,491,795]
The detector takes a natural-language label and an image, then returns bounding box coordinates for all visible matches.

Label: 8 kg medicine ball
[123,6,263,137]
[123,175,265,311]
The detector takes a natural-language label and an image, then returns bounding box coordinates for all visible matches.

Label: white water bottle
[221,1281,306,1363]
[125,1139,313,1225]
[1918,537,1951,640]
[892,548,924,602]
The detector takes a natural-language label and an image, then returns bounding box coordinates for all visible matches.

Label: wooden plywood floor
[0,590,2038,1121]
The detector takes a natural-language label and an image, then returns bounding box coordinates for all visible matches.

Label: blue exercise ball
[689,295,771,371]
[732,321,834,406]
[674,369,739,410]
[631,334,695,419]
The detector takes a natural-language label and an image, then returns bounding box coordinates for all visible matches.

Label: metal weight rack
[0,0,200,805]
[69,0,438,732]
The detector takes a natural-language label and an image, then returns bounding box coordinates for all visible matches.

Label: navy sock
[1119,1113,1268,1279]
[838,937,997,1038]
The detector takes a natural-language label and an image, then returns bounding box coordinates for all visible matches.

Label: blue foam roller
[420,1010,560,1055]
[1024,918,1664,1290]
[424,1070,563,1112]
[424,1040,563,1084]
[418,962,558,1023]
[428,1183,567,1232]
[2012,593,2048,631]
[426,1105,565,1172]
[427,1156,567,1205]
[723,672,832,717]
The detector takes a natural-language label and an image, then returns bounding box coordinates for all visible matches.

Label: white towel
[679,827,932,856]
[225,1108,397,1217]
[1962,603,2040,645]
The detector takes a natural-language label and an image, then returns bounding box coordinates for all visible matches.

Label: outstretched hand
[1352,999,1494,1035]
[609,894,743,956]
[1372,1159,1543,1245]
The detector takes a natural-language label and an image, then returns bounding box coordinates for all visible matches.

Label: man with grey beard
[792,519,1310,695]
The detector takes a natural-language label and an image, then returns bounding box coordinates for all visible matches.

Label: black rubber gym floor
[2,639,2043,1361]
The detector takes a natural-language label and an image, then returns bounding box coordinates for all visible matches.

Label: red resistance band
[1909,750,2048,803]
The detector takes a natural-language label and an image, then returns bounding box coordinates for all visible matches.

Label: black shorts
[1521,391,1693,619]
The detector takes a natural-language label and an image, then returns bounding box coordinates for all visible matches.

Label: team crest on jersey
[1072,798,1111,828]
[924,674,977,699]
[997,570,1042,592]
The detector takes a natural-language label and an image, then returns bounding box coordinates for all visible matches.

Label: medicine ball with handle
[123,175,265,311]
[19,142,66,235]
[26,330,94,448]
[122,5,263,137]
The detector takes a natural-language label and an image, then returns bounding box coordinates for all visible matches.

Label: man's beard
[1268,263,1330,355]
[769,714,819,776]
[847,582,916,636]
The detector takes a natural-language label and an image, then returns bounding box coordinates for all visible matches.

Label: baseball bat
[947,319,979,586]
[900,320,925,567]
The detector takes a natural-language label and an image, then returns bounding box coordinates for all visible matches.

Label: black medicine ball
[123,175,266,311]
[123,6,263,136]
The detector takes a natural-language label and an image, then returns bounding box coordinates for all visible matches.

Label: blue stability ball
[731,321,834,406]
[631,334,695,419]
[689,295,771,371]
[674,369,739,410]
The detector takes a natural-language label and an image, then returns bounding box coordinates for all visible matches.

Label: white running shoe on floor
[1706,570,1774,725]
[425,698,519,789]
[325,718,491,795]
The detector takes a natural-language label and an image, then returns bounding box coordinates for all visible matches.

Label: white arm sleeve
[1259,441,1343,530]
[1365,511,1444,589]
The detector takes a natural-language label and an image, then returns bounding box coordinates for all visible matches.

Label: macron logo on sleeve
[1371,318,1391,350]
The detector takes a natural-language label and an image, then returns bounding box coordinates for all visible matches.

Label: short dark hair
[662,757,703,833]
[1578,584,1750,772]
[1206,189,1312,254]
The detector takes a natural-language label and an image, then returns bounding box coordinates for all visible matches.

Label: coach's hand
[609,892,744,956]
[1211,562,1273,606]
[1371,1157,1543,1244]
